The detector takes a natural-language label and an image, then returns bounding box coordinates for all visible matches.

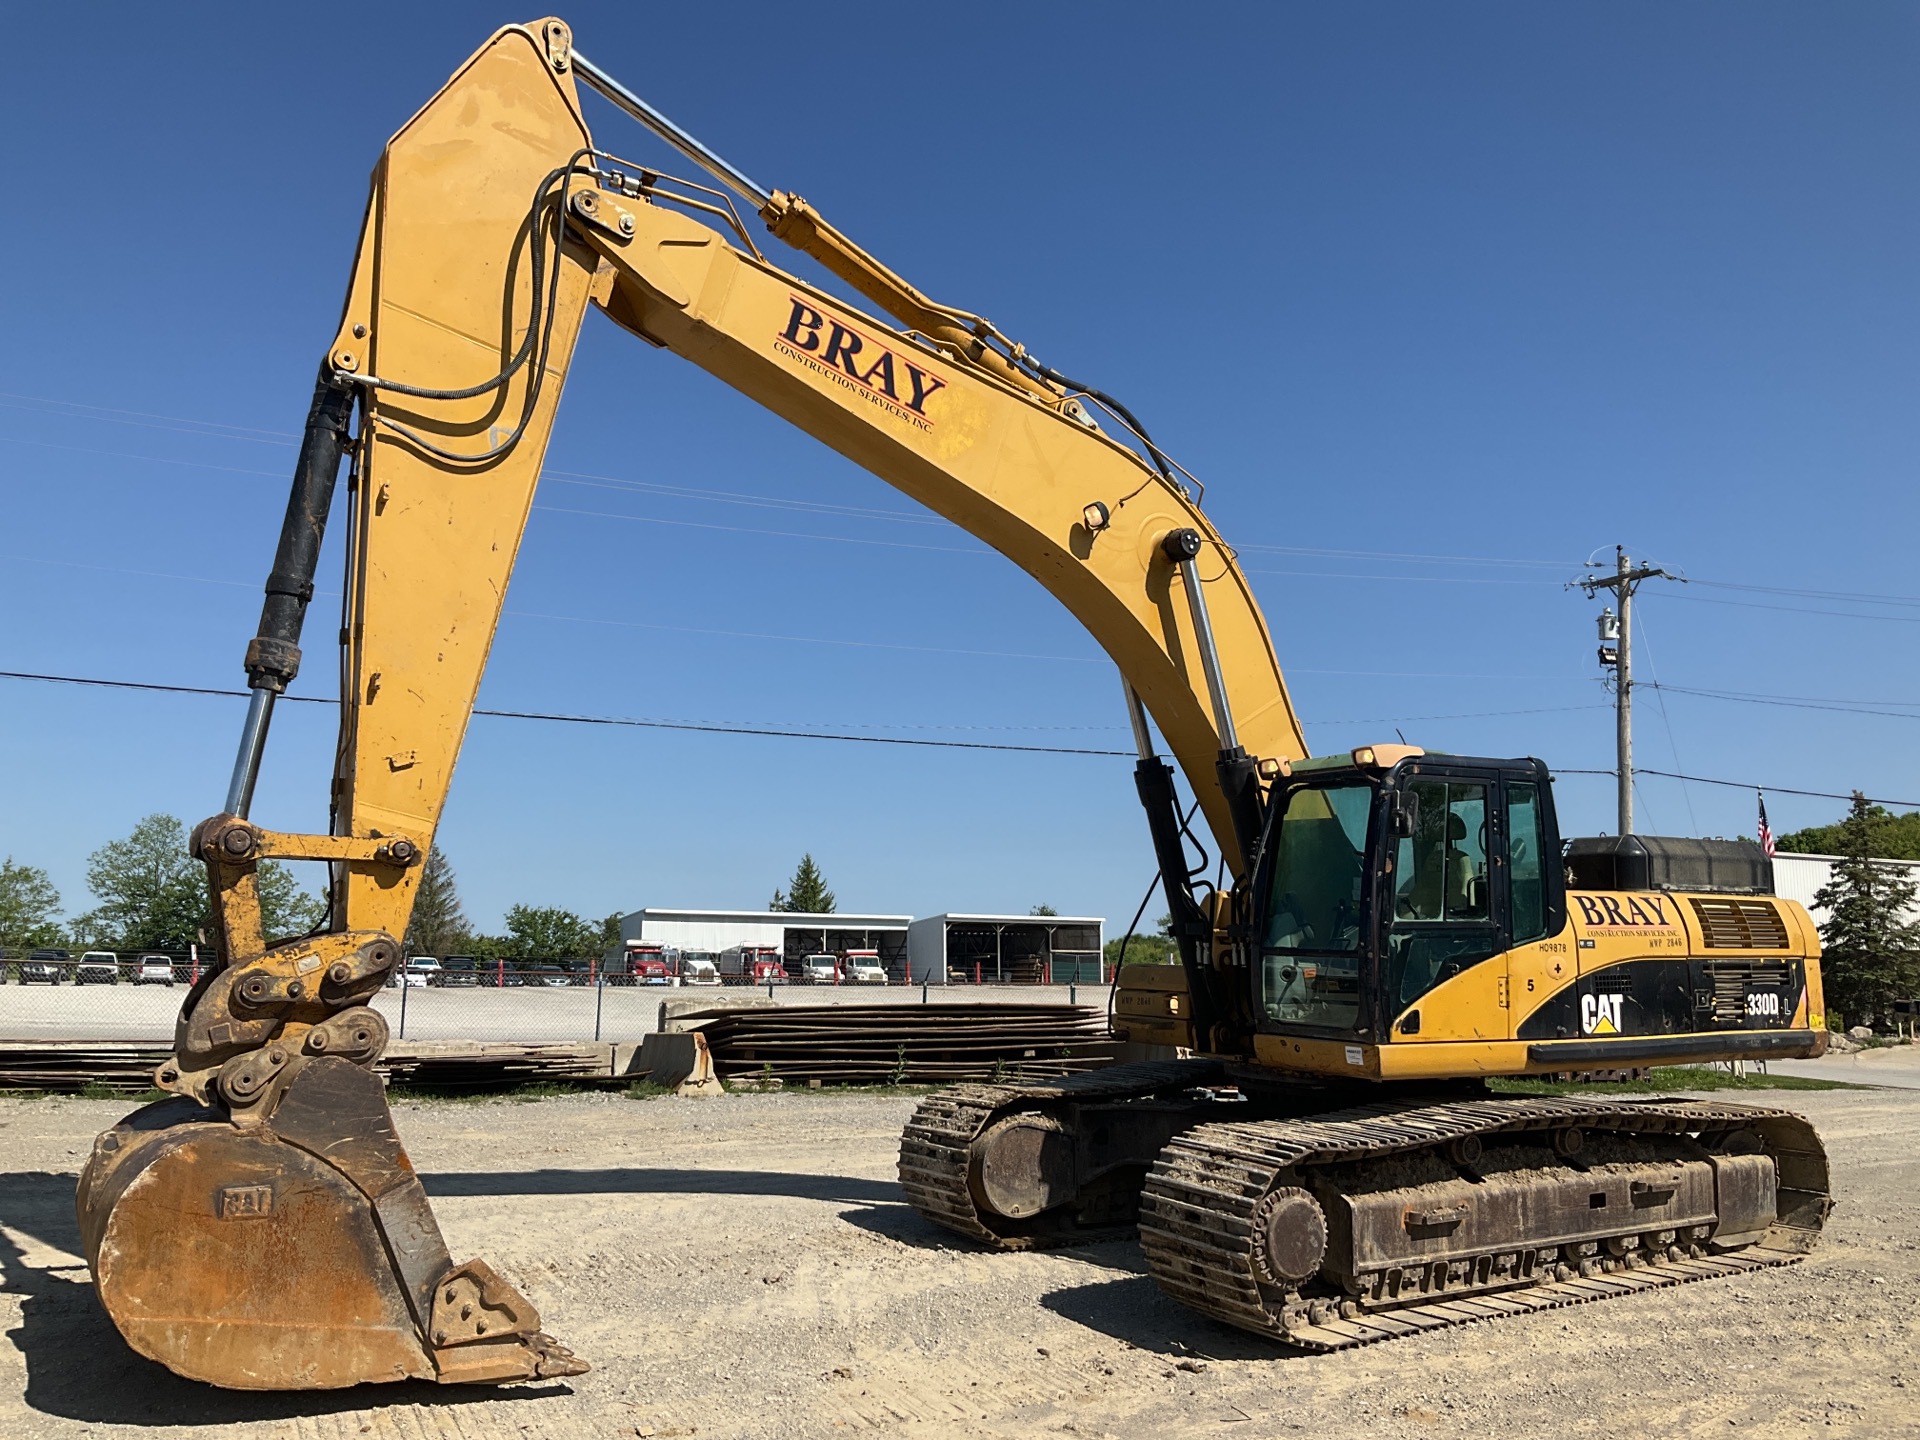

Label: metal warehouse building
[621,908,912,977]
[1773,853,1920,923]
[906,914,1105,985]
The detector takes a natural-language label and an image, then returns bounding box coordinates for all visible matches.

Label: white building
[906,914,1104,985]
[1773,853,1920,926]
[621,908,912,978]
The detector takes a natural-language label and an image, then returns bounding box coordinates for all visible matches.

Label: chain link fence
[0,947,1115,1046]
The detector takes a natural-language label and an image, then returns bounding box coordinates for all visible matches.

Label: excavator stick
[75,19,598,1390]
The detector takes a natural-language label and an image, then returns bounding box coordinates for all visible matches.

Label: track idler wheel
[76,1056,585,1390]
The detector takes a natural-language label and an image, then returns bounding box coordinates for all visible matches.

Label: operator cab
[1252,747,1564,1041]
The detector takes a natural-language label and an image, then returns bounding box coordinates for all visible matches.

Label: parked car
[682,956,722,987]
[76,951,120,985]
[0,947,19,982]
[437,955,480,987]
[136,954,177,985]
[840,950,888,985]
[402,957,443,988]
[21,949,70,983]
[798,953,839,985]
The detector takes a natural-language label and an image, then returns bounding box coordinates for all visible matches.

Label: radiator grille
[1688,897,1790,950]
[1703,959,1794,1022]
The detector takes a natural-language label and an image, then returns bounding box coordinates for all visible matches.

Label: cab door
[1381,764,1505,1039]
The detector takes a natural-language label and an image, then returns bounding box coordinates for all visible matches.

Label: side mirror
[1390,791,1420,839]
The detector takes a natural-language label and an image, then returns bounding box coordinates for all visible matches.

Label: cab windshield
[1261,781,1374,1030]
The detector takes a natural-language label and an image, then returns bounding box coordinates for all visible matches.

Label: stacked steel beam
[687,1003,1120,1084]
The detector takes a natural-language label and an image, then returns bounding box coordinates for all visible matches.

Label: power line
[1658,590,1920,625]
[8,416,1919,624]
[9,668,1909,807]
[12,397,1920,633]
[1556,767,1919,810]
[1688,576,1920,610]
[0,670,1135,757]
[1644,683,1920,721]
[531,502,992,556]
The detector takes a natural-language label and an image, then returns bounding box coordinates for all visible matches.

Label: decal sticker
[1344,1045,1364,1066]
[774,297,946,431]
[1580,992,1625,1035]
[1573,893,1677,929]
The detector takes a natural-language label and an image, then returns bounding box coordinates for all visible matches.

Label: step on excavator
[77,19,1832,1389]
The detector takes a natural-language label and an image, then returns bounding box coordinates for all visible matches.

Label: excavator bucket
[77,1055,584,1390]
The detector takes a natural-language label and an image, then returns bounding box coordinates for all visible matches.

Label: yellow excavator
[76,18,1832,1389]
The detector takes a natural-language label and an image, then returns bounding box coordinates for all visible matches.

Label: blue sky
[2,2,1915,935]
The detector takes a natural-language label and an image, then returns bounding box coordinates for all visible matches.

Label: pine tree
[597,911,625,951]
[1812,792,1920,1031]
[774,854,835,914]
[407,843,470,957]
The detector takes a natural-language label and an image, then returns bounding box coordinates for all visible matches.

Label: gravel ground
[0,1085,1914,1440]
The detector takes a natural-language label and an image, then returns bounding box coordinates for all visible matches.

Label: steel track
[897,1058,1226,1248]
[1137,1095,1831,1350]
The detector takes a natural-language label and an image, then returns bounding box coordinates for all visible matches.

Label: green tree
[597,910,624,951]
[463,933,512,962]
[0,857,64,949]
[73,814,208,950]
[1103,933,1177,969]
[255,860,327,941]
[502,904,596,959]
[1104,912,1178,970]
[1029,904,1059,917]
[1812,793,1920,1031]
[406,844,470,956]
[771,854,835,914]
[1780,805,1920,861]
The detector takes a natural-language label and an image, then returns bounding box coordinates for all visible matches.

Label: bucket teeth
[429,1329,589,1386]
[426,1259,589,1383]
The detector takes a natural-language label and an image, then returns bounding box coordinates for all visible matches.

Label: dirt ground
[0,1085,1915,1440]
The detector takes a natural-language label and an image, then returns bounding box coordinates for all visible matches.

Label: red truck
[605,942,678,986]
[719,945,787,984]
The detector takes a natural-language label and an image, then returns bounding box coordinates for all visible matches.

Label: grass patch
[0,1086,170,1103]
[1490,1065,1860,1097]
[624,1079,676,1100]
[786,1082,941,1097]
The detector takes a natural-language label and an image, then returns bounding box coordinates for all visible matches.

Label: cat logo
[1580,992,1625,1035]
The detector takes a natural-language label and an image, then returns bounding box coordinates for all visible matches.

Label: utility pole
[1577,546,1681,835]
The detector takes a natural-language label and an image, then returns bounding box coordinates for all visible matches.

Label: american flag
[1757,792,1776,858]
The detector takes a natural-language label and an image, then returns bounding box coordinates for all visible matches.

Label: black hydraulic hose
[1020,357,1177,487]
[242,367,357,693]
[351,155,596,466]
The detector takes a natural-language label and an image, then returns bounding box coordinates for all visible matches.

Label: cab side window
[1388,779,1496,1011]
[1393,781,1489,923]
[1508,781,1547,944]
